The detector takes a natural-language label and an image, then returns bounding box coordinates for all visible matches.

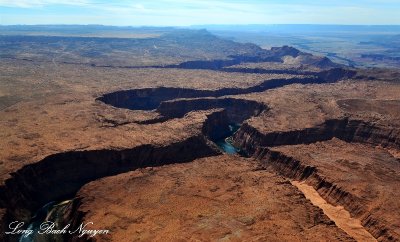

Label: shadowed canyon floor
[0,29,399,242]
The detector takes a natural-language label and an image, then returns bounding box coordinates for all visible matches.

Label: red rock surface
[73,156,354,241]
[1,33,399,242]
[261,139,400,240]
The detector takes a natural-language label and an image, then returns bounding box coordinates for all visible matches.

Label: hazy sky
[0,0,399,26]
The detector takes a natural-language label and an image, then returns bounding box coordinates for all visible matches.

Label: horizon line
[0,23,400,28]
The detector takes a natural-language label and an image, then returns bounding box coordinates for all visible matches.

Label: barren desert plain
[0,27,399,242]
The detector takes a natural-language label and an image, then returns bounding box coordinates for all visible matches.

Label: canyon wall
[232,118,400,241]
[97,67,355,112]
[201,109,231,141]
[1,107,249,241]
[0,135,220,225]
[234,118,400,155]
[157,97,267,123]
[254,148,397,241]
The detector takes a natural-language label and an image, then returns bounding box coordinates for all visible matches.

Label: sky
[0,0,400,26]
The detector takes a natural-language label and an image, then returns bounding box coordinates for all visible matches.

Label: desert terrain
[0,27,399,242]
[205,25,400,68]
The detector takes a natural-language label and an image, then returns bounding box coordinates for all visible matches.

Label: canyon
[0,28,399,242]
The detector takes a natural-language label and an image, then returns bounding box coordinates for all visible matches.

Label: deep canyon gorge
[1,29,399,242]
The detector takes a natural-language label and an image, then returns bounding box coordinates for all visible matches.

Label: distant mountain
[190,24,400,34]
[283,54,341,69]
[0,28,266,66]
[0,26,340,69]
